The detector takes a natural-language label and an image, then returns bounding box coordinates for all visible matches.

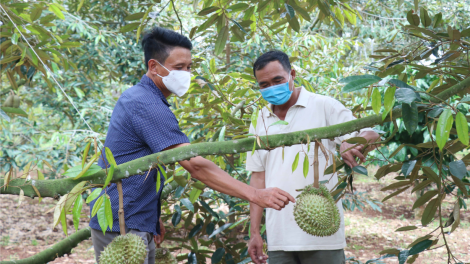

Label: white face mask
[156,60,191,97]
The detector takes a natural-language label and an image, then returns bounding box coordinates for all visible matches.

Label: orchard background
[1,0,470,263]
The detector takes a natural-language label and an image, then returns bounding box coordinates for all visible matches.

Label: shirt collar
[140,74,170,107]
[266,87,309,117]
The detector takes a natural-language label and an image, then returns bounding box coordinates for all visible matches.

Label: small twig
[117,181,126,235]
[170,0,183,35]
[313,141,320,188]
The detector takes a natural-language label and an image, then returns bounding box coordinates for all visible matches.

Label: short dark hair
[253,50,291,77]
[141,27,193,70]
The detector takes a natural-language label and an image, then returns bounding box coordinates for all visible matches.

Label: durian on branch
[1,77,469,198]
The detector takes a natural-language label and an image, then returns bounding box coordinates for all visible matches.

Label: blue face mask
[259,75,292,105]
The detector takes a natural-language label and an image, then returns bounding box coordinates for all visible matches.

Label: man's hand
[154,218,165,246]
[248,234,268,264]
[252,188,295,210]
[340,131,380,168]
[340,142,366,168]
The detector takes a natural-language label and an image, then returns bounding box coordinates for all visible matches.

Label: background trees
[1,0,469,263]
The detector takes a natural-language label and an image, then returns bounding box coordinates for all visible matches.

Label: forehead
[255,61,288,81]
[165,47,192,64]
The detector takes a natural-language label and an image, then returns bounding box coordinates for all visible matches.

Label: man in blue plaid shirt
[89,27,295,264]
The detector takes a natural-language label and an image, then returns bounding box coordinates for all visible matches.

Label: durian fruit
[99,233,147,264]
[155,247,177,264]
[293,184,341,237]
[3,94,14,107]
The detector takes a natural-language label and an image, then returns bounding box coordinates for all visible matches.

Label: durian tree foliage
[1,0,470,264]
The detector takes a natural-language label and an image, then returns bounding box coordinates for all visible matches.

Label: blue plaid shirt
[89,75,189,235]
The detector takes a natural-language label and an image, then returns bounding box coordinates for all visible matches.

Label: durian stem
[117,180,126,235]
[313,141,320,188]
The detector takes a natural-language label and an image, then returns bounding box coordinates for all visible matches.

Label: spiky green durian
[155,247,177,264]
[99,233,147,264]
[294,184,341,237]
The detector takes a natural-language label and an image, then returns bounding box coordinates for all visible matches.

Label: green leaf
[345,137,367,144]
[188,223,202,239]
[342,78,380,93]
[198,6,220,16]
[72,194,83,231]
[395,226,418,232]
[86,188,103,203]
[105,195,113,230]
[60,207,68,236]
[303,155,309,178]
[157,164,167,180]
[211,248,225,264]
[421,197,439,226]
[77,0,85,12]
[91,195,104,218]
[352,166,368,176]
[422,167,441,187]
[189,188,202,203]
[409,239,432,255]
[449,160,467,179]
[120,22,140,33]
[270,120,289,126]
[124,12,145,21]
[1,107,27,117]
[251,109,258,130]
[48,4,64,20]
[412,190,438,210]
[455,112,469,145]
[58,42,82,48]
[292,152,300,172]
[420,8,432,28]
[384,87,397,110]
[398,249,409,264]
[406,10,420,26]
[209,223,232,238]
[285,4,295,19]
[0,108,10,122]
[395,88,417,105]
[156,169,161,194]
[340,75,381,84]
[432,12,443,28]
[436,109,453,151]
[214,26,229,55]
[288,16,300,32]
[30,7,42,21]
[82,142,91,168]
[103,165,114,188]
[402,160,417,177]
[218,126,226,142]
[105,147,117,167]
[227,3,248,12]
[63,164,102,178]
[372,87,381,114]
[289,2,311,21]
[180,198,194,213]
[402,102,418,135]
[97,196,108,235]
[209,58,216,73]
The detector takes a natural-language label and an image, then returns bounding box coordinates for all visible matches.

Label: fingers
[248,247,261,264]
[351,149,365,162]
[277,189,296,203]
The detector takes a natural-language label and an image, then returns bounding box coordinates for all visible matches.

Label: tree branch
[0,227,91,264]
[1,77,469,198]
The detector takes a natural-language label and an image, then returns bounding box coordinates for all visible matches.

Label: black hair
[252,50,291,77]
[141,27,193,70]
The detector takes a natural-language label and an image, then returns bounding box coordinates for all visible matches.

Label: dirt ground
[1,173,469,264]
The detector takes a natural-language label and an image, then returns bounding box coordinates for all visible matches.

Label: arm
[248,171,268,264]
[167,143,295,210]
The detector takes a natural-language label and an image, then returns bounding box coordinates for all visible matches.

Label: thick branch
[1,77,469,198]
[0,227,91,264]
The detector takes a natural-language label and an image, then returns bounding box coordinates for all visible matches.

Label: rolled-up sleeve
[326,98,374,145]
[133,102,189,153]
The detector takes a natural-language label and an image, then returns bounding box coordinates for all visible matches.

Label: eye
[175,67,183,70]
